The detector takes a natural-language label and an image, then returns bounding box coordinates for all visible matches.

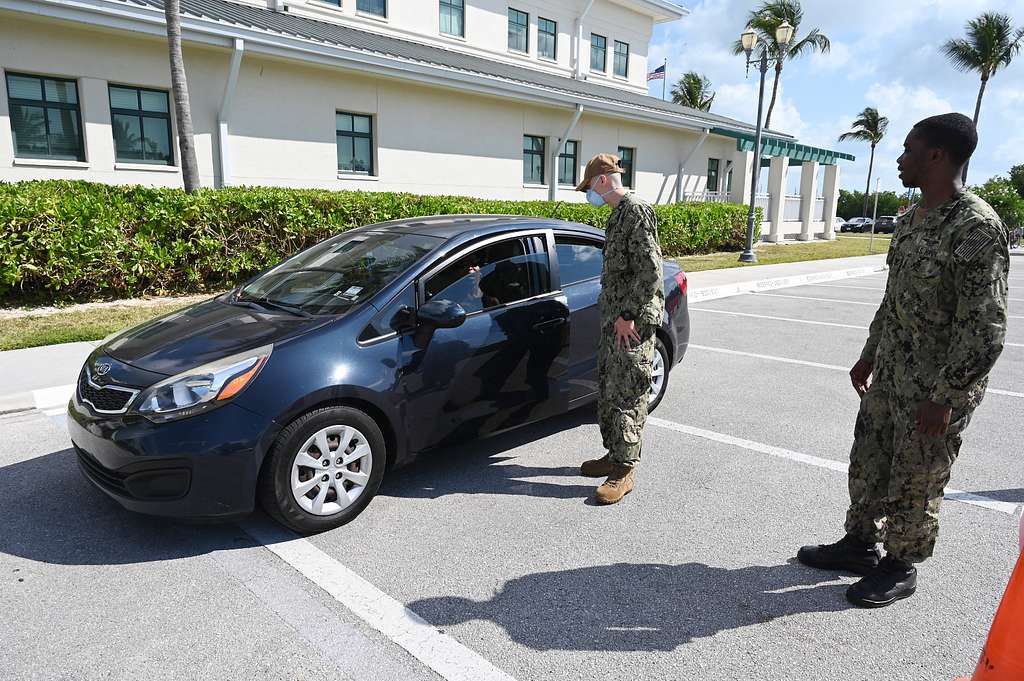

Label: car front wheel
[258,406,386,533]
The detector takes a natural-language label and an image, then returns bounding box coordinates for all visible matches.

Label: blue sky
[647,0,1024,195]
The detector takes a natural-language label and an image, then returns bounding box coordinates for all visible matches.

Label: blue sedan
[69,216,690,532]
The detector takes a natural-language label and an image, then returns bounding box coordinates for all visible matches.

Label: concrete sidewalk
[0,254,889,415]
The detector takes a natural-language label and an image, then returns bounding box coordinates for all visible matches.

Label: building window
[558,140,578,186]
[707,158,720,193]
[337,112,374,174]
[613,41,629,78]
[508,8,528,53]
[5,72,84,161]
[357,0,386,16]
[538,17,557,60]
[440,0,464,37]
[523,135,545,185]
[108,85,173,166]
[617,146,634,188]
[590,34,607,73]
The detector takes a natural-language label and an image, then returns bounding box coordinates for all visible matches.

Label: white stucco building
[0,0,853,241]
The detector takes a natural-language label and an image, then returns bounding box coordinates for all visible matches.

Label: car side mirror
[389,306,417,333]
[416,299,467,329]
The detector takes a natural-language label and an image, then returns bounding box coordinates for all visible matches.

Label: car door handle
[531,317,567,332]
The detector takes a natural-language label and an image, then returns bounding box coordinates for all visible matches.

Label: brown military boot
[594,464,635,504]
[580,453,614,477]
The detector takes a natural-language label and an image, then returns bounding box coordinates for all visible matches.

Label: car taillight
[674,271,688,297]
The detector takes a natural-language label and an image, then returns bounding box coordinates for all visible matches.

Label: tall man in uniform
[575,154,665,505]
[798,114,1009,607]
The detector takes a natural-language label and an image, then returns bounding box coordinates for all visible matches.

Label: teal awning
[711,127,855,165]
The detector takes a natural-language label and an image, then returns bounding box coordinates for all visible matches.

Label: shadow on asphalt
[409,560,855,651]
[967,488,1024,503]
[0,407,601,565]
[379,406,599,501]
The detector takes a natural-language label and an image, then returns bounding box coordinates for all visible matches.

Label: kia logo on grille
[94,362,112,376]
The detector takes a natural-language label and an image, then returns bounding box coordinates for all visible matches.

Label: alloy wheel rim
[649,347,666,404]
[290,424,372,516]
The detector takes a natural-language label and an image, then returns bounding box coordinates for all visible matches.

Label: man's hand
[614,317,641,351]
[850,359,874,397]
[916,401,952,437]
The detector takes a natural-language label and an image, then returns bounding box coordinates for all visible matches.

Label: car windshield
[237,231,442,315]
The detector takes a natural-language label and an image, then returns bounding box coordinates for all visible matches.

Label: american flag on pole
[647,64,666,81]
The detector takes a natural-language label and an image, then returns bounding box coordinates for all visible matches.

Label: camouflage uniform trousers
[844,384,973,563]
[597,323,656,467]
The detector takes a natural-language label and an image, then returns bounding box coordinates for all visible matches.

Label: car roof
[351,214,605,242]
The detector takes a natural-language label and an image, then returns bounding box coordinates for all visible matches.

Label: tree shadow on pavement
[379,406,599,501]
[409,560,854,652]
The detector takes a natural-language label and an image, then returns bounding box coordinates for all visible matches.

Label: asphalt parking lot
[1,268,1021,681]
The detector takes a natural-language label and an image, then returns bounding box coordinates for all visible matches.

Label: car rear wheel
[258,406,386,533]
[648,336,669,412]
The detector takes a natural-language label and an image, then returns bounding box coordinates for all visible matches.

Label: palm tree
[164,0,201,192]
[671,72,715,111]
[730,0,830,129]
[942,12,1024,182]
[838,108,889,218]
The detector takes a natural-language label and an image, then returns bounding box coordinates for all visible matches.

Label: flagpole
[662,58,667,100]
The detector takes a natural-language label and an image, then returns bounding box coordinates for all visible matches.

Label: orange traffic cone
[958,511,1024,681]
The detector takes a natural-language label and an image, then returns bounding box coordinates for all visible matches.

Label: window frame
[108,83,175,167]
[336,111,375,176]
[523,134,546,186]
[5,71,85,162]
[590,33,607,73]
[613,40,630,78]
[356,0,387,17]
[417,231,556,317]
[707,158,720,194]
[617,146,635,188]
[557,139,579,187]
[507,8,529,54]
[439,0,465,37]
[537,17,557,61]
[554,234,604,287]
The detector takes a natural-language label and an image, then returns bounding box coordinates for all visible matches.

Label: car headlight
[135,345,273,422]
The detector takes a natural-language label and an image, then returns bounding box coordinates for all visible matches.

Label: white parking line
[688,345,1024,400]
[242,521,518,681]
[647,416,1020,516]
[808,284,886,291]
[689,308,868,330]
[749,292,880,307]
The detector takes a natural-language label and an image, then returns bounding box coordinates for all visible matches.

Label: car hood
[103,296,333,376]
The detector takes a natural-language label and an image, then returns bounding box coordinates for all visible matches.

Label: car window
[555,237,603,286]
[424,237,548,314]
[359,284,416,341]
[239,231,441,316]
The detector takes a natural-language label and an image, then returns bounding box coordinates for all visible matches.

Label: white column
[822,163,841,241]
[80,77,115,173]
[764,155,787,243]
[732,150,753,204]
[797,160,818,241]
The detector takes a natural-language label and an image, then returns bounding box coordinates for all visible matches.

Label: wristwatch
[620,310,635,322]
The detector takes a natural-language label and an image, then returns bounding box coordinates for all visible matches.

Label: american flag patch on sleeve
[953,230,994,263]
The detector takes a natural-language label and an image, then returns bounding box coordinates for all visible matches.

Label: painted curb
[688,264,888,303]
[0,384,75,416]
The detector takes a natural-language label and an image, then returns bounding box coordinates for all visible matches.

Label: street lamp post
[738,21,794,264]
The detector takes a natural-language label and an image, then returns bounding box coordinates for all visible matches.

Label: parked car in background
[840,217,874,233]
[874,216,897,234]
[68,216,691,533]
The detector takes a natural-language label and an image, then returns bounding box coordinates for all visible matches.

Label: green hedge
[0,180,760,305]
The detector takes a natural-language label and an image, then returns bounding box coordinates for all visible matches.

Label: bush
[0,181,760,305]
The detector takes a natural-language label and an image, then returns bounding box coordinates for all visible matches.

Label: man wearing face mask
[797,113,1008,607]
[575,153,665,505]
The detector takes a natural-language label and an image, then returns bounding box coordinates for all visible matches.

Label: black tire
[648,336,670,413]
[257,406,387,534]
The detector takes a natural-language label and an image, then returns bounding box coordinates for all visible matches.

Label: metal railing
[783,195,802,222]
[814,197,825,221]
[684,190,730,203]
[754,193,771,214]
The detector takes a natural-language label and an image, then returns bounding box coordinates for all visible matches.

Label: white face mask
[586,177,612,207]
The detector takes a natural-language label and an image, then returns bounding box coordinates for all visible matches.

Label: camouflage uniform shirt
[598,193,665,329]
[860,190,1009,410]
